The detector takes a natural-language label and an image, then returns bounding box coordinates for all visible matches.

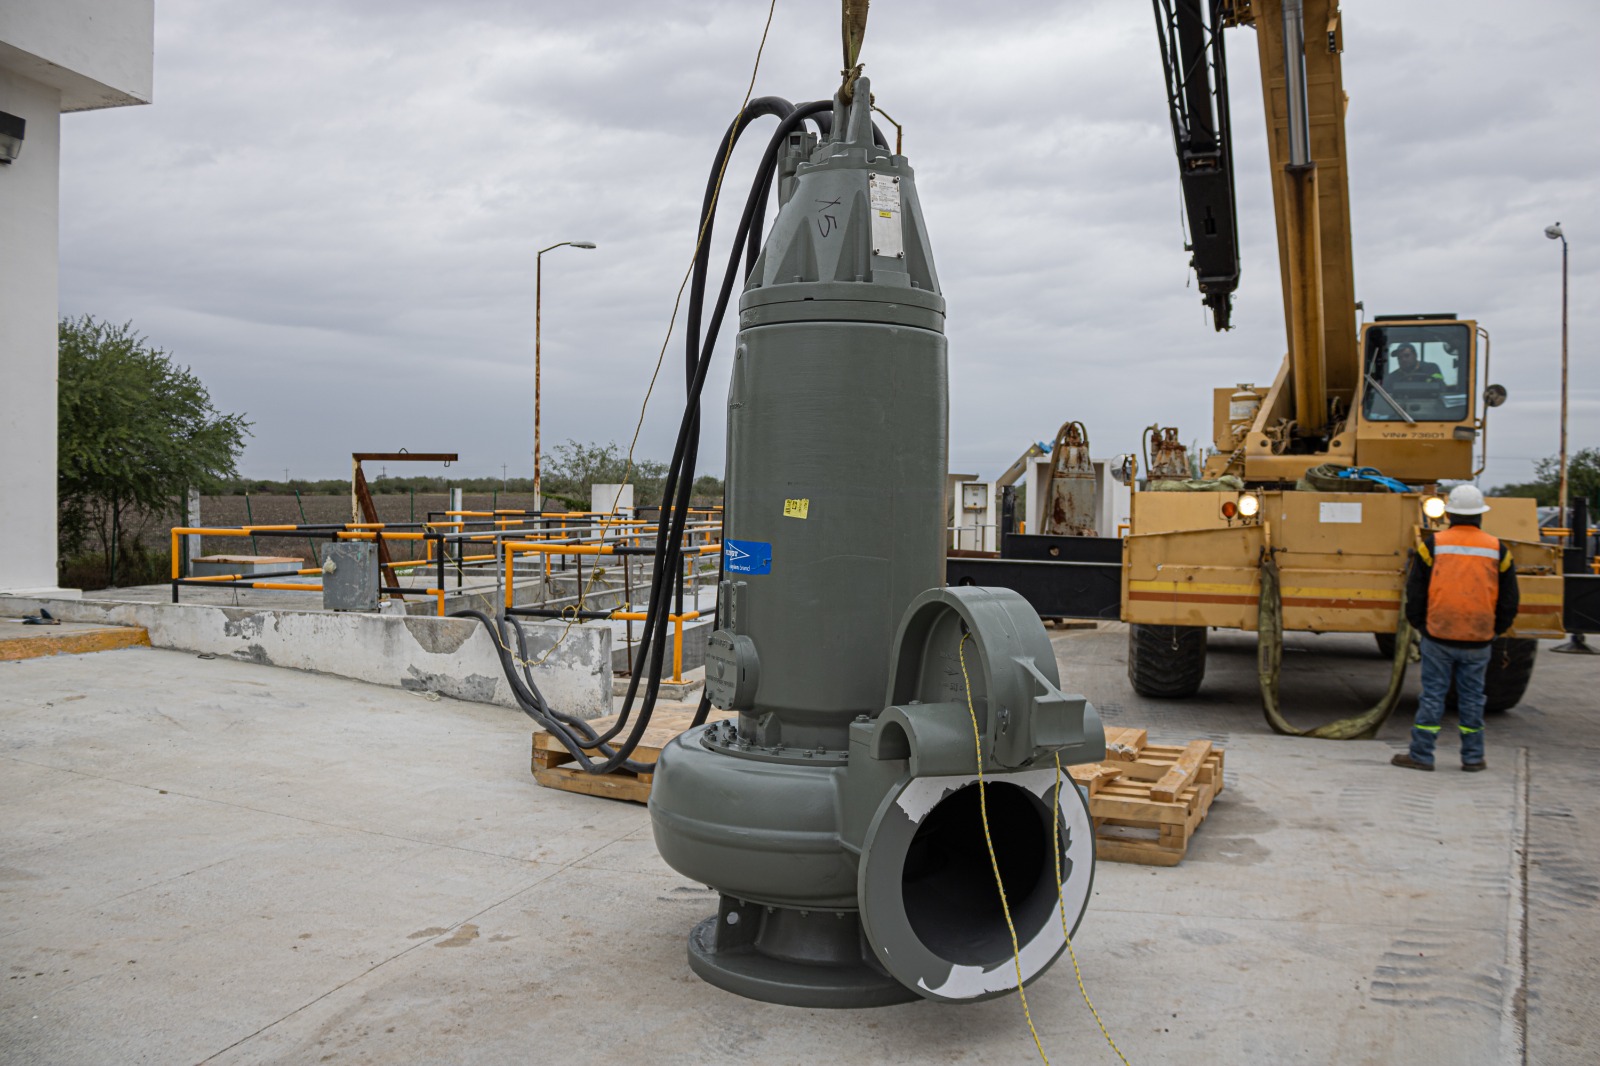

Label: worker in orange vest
[1392,484,1519,772]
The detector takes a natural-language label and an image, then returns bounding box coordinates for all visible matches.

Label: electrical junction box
[320,542,379,612]
[591,482,634,515]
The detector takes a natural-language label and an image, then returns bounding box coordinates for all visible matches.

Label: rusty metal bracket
[350,451,460,599]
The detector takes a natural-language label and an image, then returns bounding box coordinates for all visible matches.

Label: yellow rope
[1053,754,1132,1065]
[957,633,1050,1065]
[958,632,1131,1065]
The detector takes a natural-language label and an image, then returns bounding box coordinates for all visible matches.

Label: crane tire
[1437,636,1538,715]
[1128,623,1207,698]
[1480,636,1538,714]
[1373,632,1397,659]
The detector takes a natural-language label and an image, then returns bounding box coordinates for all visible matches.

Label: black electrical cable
[591,99,837,762]
[451,609,635,764]
[685,96,796,395]
[602,110,790,743]
[595,100,836,771]
[501,611,608,743]
[461,97,838,777]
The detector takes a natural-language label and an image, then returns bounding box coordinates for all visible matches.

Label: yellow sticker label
[783,498,810,519]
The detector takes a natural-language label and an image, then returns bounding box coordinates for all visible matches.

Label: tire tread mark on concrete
[1368,925,1506,1016]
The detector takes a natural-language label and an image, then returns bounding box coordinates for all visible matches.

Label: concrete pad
[2,629,1596,1063]
[0,617,149,661]
[196,741,1523,1065]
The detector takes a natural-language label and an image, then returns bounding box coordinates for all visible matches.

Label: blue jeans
[1410,636,1491,766]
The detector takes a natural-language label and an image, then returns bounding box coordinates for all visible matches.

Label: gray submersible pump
[648,79,1106,1008]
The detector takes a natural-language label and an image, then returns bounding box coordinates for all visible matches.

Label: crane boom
[1239,0,1358,437]
[1152,0,1240,331]
[1155,0,1357,438]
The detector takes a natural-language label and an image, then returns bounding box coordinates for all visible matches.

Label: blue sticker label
[723,539,773,575]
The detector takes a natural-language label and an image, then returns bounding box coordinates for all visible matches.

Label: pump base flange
[686,909,917,1009]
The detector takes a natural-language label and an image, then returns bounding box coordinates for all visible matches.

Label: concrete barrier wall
[0,597,613,719]
[612,615,715,675]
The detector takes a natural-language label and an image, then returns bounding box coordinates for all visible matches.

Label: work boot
[1462,762,1487,773]
[1390,753,1434,772]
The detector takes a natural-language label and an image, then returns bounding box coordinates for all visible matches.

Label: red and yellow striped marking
[1127,580,1402,613]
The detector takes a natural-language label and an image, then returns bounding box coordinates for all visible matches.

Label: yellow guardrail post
[505,543,515,610]
[673,614,684,682]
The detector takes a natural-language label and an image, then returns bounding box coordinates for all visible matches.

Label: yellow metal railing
[499,531,721,682]
[170,524,453,615]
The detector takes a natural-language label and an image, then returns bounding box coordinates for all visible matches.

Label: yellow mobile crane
[1126,0,1568,735]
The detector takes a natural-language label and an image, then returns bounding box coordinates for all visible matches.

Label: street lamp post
[535,240,597,511]
[1545,223,1569,524]
[1545,223,1593,655]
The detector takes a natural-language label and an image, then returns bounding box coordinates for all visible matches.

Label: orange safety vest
[1420,525,1504,643]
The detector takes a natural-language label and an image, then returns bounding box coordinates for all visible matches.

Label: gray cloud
[57,0,1598,492]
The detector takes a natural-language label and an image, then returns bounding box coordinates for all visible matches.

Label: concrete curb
[0,621,151,662]
[0,596,612,719]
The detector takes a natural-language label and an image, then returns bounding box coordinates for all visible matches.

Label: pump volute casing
[649,80,1105,1008]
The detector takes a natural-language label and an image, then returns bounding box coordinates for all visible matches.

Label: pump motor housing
[649,79,1104,1008]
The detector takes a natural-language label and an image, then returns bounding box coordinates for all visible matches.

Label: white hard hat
[1444,484,1491,515]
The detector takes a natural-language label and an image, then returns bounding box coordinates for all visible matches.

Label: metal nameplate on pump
[722,539,772,575]
[868,172,903,258]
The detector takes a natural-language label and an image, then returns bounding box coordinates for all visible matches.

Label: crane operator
[1386,343,1445,386]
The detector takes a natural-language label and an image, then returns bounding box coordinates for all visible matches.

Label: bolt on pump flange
[648,79,1105,1008]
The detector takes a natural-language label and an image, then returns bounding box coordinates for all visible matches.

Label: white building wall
[0,72,64,594]
[0,2,152,596]
[0,1,153,109]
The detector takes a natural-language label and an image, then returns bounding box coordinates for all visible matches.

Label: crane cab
[1337,315,1483,482]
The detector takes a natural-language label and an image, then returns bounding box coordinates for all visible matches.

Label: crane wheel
[1399,635,1538,715]
[1373,632,1397,659]
[1477,637,1538,714]
[1127,623,1207,698]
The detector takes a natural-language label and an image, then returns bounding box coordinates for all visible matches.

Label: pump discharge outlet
[648,79,1105,1008]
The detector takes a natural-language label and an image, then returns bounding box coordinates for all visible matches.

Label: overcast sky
[58,0,1597,490]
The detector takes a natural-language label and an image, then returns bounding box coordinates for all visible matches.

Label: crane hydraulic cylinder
[648,79,1106,1008]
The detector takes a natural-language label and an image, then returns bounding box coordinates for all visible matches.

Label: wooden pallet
[530,708,733,804]
[1069,726,1225,867]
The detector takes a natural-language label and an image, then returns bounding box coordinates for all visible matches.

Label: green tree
[58,316,251,586]
[541,440,671,508]
[1490,447,1600,508]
